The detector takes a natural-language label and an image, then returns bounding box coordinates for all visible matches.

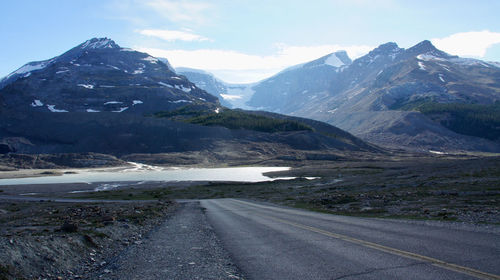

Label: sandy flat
[0,164,134,180]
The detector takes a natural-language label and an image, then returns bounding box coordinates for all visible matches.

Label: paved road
[201,199,500,280]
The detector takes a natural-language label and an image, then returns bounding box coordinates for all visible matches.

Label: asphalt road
[201,199,500,280]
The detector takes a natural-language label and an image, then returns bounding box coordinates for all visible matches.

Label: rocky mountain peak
[352,42,403,66]
[0,37,220,115]
[405,40,453,59]
[302,51,352,69]
[410,40,436,51]
[78,37,120,50]
[370,42,402,56]
[328,51,352,66]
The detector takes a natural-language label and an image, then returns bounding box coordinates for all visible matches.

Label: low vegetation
[154,106,313,133]
[417,102,500,140]
[391,100,500,140]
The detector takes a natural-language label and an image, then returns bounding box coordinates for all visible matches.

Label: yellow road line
[231,200,500,280]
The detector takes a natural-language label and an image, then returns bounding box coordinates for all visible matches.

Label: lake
[0,163,292,186]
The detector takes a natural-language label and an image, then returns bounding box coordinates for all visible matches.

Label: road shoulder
[88,200,244,279]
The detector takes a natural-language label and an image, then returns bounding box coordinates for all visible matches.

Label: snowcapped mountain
[249,41,500,152]
[248,51,352,113]
[0,38,376,156]
[183,41,500,152]
[178,51,352,112]
[176,67,255,109]
[0,37,219,115]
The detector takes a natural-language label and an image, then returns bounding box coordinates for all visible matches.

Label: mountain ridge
[0,37,377,157]
[179,40,500,152]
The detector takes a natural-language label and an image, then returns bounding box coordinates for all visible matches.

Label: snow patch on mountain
[220,94,243,101]
[77,84,94,89]
[417,54,446,61]
[178,85,191,93]
[325,53,345,67]
[133,69,144,75]
[418,61,426,70]
[450,57,493,67]
[2,61,52,82]
[47,105,68,113]
[158,82,174,88]
[107,65,121,71]
[142,56,159,64]
[80,38,117,50]
[31,100,44,107]
[112,107,129,113]
[170,100,192,104]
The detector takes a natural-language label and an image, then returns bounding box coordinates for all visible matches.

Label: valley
[0,153,499,279]
[0,36,499,279]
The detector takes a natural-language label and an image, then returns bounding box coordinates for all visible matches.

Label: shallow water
[0,163,291,186]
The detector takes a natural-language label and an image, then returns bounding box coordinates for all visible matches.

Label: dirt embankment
[0,153,126,171]
[0,200,175,280]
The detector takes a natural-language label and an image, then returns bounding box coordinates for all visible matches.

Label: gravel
[88,201,244,279]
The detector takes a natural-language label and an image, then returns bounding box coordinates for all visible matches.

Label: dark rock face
[0,143,14,154]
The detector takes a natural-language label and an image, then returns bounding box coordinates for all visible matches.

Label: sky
[2,0,500,83]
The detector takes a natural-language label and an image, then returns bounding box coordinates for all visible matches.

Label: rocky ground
[86,201,244,280]
[0,199,175,279]
[0,153,499,279]
[63,154,500,224]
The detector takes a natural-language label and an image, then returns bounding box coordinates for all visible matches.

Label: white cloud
[145,0,212,24]
[431,30,500,57]
[138,29,210,42]
[136,44,373,83]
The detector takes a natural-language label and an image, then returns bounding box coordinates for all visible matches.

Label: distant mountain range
[178,41,500,153]
[0,38,376,157]
[176,67,255,109]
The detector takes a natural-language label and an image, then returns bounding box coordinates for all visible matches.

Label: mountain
[248,51,352,114]
[0,37,219,115]
[230,41,500,152]
[176,50,353,113]
[176,67,255,109]
[0,38,377,158]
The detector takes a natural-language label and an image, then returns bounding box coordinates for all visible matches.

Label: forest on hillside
[417,102,500,140]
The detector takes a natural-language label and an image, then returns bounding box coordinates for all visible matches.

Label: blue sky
[2,0,500,83]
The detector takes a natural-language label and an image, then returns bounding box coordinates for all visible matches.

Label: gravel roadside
[88,201,245,280]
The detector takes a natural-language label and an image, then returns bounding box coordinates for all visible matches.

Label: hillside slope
[0,38,378,158]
